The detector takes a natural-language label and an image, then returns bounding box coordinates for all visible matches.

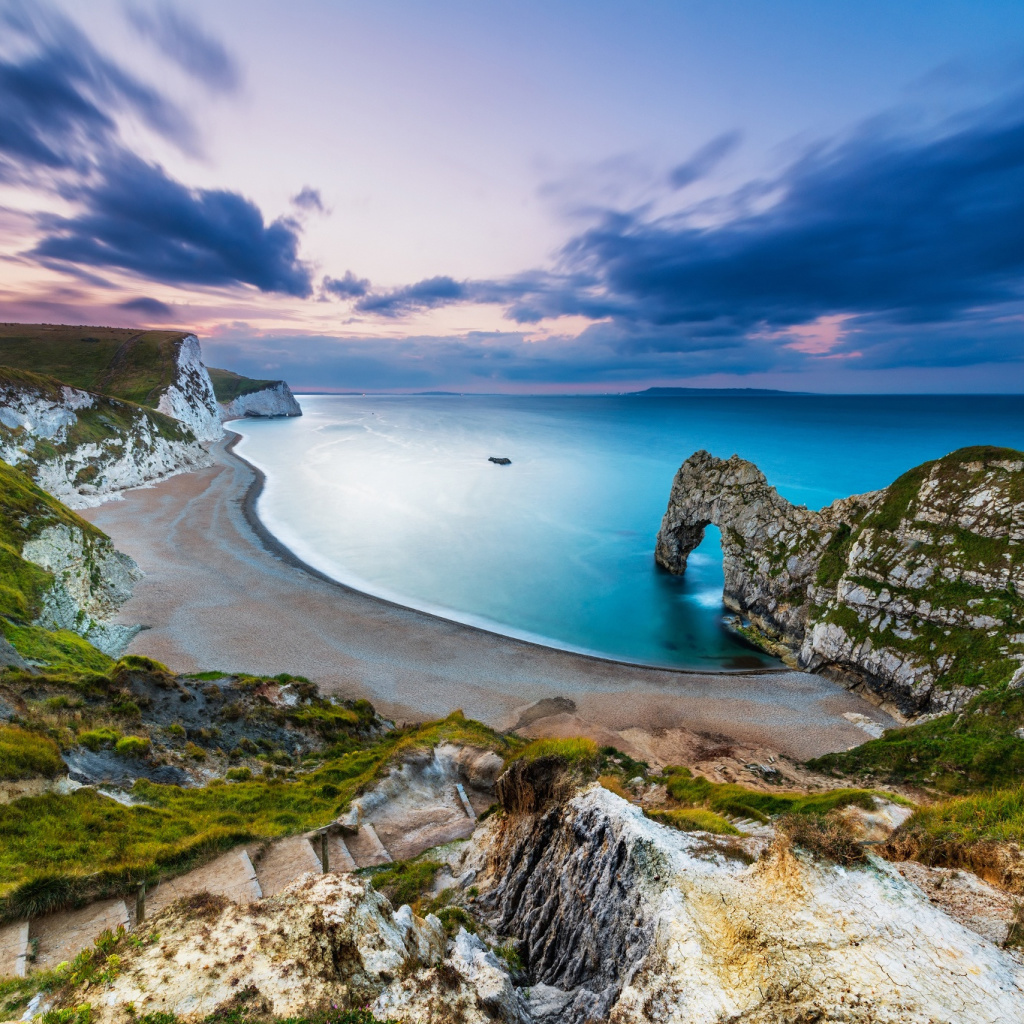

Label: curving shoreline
[226,430,784,678]
[81,434,899,761]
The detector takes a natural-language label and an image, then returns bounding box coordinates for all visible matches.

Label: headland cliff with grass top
[2,322,1024,1021]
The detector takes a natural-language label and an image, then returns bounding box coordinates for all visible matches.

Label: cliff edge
[656,446,1024,718]
[208,366,302,420]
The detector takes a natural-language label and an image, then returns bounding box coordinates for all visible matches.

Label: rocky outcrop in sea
[656,446,1024,718]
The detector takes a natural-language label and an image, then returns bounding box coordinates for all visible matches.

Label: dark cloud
[0,2,312,297]
[323,271,370,298]
[117,295,174,318]
[351,91,1024,373]
[557,99,1024,339]
[0,1,195,181]
[126,3,240,93]
[34,154,312,296]
[668,131,742,190]
[291,186,325,212]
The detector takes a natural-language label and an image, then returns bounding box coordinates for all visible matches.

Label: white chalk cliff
[155,334,224,442]
[0,370,212,509]
[220,379,302,420]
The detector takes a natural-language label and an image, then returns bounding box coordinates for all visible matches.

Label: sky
[4,2,1024,392]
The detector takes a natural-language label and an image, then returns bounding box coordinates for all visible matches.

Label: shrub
[0,725,64,780]
[361,859,441,908]
[78,727,121,752]
[516,737,599,766]
[226,767,252,782]
[777,812,866,866]
[184,742,206,761]
[598,774,630,799]
[165,723,185,739]
[114,736,151,758]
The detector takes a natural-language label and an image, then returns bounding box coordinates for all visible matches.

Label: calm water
[231,394,1024,670]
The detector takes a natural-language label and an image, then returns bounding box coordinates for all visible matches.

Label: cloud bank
[0,1,310,296]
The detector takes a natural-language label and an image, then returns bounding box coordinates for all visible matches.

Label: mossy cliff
[0,458,141,661]
[656,446,1024,718]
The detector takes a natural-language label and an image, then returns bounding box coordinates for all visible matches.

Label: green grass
[515,737,598,766]
[0,325,191,408]
[1,623,113,674]
[0,725,64,780]
[897,787,1024,846]
[660,766,887,821]
[809,686,1024,793]
[357,858,442,909]
[645,807,741,835]
[206,367,281,403]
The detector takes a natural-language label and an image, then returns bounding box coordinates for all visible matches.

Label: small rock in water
[488,456,512,465]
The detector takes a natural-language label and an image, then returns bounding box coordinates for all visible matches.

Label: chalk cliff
[220,380,302,420]
[154,333,223,441]
[0,367,211,509]
[0,459,141,658]
[656,447,1024,718]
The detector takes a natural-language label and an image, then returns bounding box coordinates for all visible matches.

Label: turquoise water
[231,394,1024,670]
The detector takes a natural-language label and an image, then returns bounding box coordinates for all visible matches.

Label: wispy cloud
[0,1,311,297]
[126,2,240,93]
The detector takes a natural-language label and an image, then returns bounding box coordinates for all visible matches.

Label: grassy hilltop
[0,324,192,408]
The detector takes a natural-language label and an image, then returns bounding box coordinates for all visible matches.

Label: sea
[230,394,1024,671]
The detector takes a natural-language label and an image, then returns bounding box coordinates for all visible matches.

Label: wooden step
[30,899,129,972]
[0,919,28,978]
[254,835,322,897]
[145,848,261,919]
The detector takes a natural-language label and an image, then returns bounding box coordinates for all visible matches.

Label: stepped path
[5,774,481,977]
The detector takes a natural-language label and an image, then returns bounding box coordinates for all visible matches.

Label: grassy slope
[0,324,188,408]
[0,707,512,919]
[206,366,281,403]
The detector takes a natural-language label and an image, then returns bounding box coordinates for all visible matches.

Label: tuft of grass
[777,812,866,866]
[645,807,741,836]
[0,725,64,780]
[358,858,441,909]
[78,727,121,752]
[597,774,631,799]
[515,737,599,766]
[114,736,150,758]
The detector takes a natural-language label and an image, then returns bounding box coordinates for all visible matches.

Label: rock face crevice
[655,446,1024,717]
[479,784,1024,1023]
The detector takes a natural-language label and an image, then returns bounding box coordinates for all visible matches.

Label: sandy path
[81,436,896,760]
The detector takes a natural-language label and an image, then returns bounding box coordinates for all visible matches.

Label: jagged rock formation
[154,334,223,441]
[656,447,1024,718]
[478,781,1024,1023]
[0,367,212,508]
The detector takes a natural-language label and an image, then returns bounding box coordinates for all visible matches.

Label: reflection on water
[232,393,1024,670]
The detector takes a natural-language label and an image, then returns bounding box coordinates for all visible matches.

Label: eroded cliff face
[655,447,1024,717]
[220,380,302,420]
[154,334,223,441]
[0,368,212,509]
[22,523,142,656]
[479,782,1024,1024]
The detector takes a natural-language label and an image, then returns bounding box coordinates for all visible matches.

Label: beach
[81,435,897,763]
